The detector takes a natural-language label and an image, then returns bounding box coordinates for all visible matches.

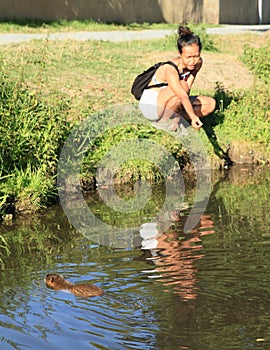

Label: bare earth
[193,51,253,92]
[191,31,269,92]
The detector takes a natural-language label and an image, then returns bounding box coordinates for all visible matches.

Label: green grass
[0,19,176,33]
[240,43,270,85]
[216,85,269,143]
[0,65,71,215]
[0,22,269,220]
[209,43,270,156]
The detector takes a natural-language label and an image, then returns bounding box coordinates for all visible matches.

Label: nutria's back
[45,274,104,297]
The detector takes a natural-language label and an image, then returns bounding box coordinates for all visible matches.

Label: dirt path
[196,30,270,92]
[193,51,253,92]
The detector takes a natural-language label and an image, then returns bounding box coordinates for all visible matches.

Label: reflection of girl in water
[139,212,215,300]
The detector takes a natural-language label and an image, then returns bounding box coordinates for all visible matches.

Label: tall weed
[0,67,71,214]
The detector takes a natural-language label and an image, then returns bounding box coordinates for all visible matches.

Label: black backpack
[131,61,180,100]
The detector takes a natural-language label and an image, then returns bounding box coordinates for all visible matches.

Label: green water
[0,165,270,350]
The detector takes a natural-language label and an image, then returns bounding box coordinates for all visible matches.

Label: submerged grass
[0,21,269,220]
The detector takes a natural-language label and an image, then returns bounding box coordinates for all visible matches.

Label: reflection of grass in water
[85,181,167,228]
[0,213,81,271]
[0,235,10,268]
[215,168,270,232]
[0,194,10,266]
[84,175,200,231]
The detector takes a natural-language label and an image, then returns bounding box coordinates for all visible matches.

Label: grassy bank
[0,22,269,220]
[212,40,270,163]
[0,72,71,214]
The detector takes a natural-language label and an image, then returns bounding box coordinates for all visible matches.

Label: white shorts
[139,89,160,121]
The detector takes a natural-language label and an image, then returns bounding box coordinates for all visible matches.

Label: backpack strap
[145,61,180,90]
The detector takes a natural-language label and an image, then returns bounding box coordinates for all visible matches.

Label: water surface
[1,165,270,349]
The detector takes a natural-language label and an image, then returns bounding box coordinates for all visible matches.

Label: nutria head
[45,274,71,290]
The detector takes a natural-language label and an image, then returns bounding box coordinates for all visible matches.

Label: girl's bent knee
[212,98,216,112]
[208,97,216,113]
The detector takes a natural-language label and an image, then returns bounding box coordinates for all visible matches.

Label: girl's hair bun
[178,26,193,38]
[177,25,202,53]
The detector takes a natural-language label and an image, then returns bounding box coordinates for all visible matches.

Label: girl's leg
[180,96,216,119]
[155,88,183,130]
[155,87,216,130]
[157,87,182,121]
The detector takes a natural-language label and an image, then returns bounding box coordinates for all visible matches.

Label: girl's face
[180,43,201,70]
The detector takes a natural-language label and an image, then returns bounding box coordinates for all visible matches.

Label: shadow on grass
[0,19,55,28]
[0,18,101,28]
[202,83,236,167]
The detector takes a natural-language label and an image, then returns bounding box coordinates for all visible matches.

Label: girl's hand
[191,116,203,130]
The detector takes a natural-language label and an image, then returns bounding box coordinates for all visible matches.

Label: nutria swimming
[45,274,104,297]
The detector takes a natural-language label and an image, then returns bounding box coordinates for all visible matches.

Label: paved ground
[0,24,269,45]
[206,24,270,35]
